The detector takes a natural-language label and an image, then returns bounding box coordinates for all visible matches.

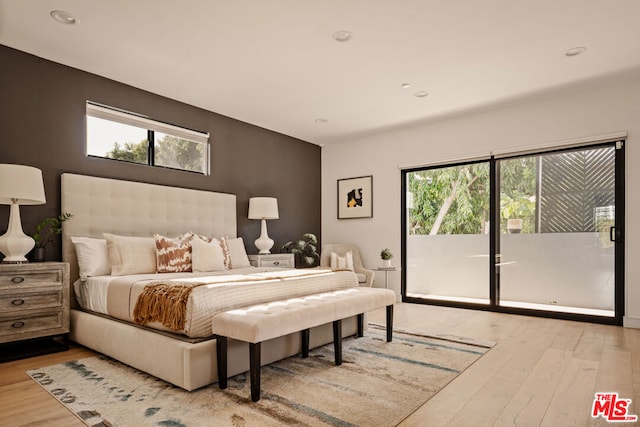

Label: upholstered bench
[212,287,396,402]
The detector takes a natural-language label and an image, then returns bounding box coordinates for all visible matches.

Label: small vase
[31,247,46,262]
[382,259,391,268]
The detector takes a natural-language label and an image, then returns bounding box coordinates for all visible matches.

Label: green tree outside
[105,135,205,173]
[106,140,148,163]
[408,163,490,235]
[408,157,537,235]
[499,157,537,233]
[155,134,205,173]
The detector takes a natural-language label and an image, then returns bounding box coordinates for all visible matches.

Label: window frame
[86,101,210,175]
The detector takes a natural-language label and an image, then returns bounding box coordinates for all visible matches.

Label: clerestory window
[86,101,210,175]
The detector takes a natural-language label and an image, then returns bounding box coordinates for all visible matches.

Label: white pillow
[103,233,157,276]
[191,236,226,272]
[71,236,111,279]
[331,251,354,271]
[222,237,251,269]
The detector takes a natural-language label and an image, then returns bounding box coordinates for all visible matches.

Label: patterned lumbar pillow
[154,232,195,273]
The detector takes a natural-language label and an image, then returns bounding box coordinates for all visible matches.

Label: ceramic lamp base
[0,203,34,263]
[254,219,274,254]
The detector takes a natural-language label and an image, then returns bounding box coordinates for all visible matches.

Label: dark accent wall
[0,45,321,261]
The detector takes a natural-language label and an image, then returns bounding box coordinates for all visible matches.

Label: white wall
[322,73,640,327]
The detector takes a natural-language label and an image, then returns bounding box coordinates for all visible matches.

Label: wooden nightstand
[248,253,295,268]
[0,262,70,361]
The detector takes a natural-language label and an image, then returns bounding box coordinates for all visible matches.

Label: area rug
[27,324,494,427]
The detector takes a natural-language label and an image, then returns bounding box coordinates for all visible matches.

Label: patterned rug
[27,324,494,427]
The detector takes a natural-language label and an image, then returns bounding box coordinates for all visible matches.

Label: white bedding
[74,267,360,338]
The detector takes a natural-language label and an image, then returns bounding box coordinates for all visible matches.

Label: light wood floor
[2,303,639,426]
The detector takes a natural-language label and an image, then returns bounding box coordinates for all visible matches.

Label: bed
[61,173,360,391]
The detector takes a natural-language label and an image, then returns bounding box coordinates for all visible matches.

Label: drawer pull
[273,261,280,265]
[11,276,25,284]
[11,299,25,306]
[11,321,25,329]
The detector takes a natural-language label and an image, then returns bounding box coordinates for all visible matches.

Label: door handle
[610,226,623,242]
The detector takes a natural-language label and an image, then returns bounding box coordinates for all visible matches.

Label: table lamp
[0,164,46,263]
[248,197,279,254]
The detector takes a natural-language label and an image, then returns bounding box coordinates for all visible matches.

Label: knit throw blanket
[133,269,334,332]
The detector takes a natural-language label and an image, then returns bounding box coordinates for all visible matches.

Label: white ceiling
[1,1,640,146]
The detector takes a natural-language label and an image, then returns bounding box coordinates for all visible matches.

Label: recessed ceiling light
[414,91,429,98]
[332,30,352,42]
[565,46,586,57]
[50,10,77,25]
[401,83,411,89]
[315,118,328,124]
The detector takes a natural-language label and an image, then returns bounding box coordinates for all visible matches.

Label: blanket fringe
[133,283,198,331]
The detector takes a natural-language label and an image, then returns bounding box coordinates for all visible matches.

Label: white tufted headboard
[61,173,237,285]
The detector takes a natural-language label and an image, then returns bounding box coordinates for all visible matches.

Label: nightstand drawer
[260,258,292,267]
[0,270,62,288]
[248,254,295,268]
[0,310,63,339]
[0,291,62,311]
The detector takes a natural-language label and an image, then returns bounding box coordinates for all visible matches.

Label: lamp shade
[248,197,279,220]
[0,164,46,205]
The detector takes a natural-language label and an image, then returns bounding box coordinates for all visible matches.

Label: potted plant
[31,212,73,262]
[281,233,319,268]
[500,194,535,234]
[380,248,393,267]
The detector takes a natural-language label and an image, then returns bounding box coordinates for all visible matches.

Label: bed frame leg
[386,305,394,342]
[301,328,310,358]
[250,342,261,402]
[333,319,342,366]
[216,336,228,389]
[357,313,364,337]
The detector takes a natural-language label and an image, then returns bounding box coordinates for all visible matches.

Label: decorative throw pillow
[155,232,195,273]
[219,237,232,269]
[331,251,354,271]
[104,233,157,276]
[71,236,111,279]
[191,236,226,272]
[221,237,251,269]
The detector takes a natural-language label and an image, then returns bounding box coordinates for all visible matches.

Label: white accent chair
[320,243,374,287]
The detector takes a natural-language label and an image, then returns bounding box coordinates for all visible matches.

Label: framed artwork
[337,175,373,219]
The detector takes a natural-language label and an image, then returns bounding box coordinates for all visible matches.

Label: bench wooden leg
[357,313,364,337]
[250,342,261,402]
[386,304,394,342]
[301,328,310,358]
[333,319,342,366]
[216,336,228,389]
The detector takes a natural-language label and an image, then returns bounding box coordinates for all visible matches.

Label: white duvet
[74,266,360,338]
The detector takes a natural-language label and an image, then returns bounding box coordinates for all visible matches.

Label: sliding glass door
[497,146,619,317]
[402,141,625,324]
[405,161,490,304]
